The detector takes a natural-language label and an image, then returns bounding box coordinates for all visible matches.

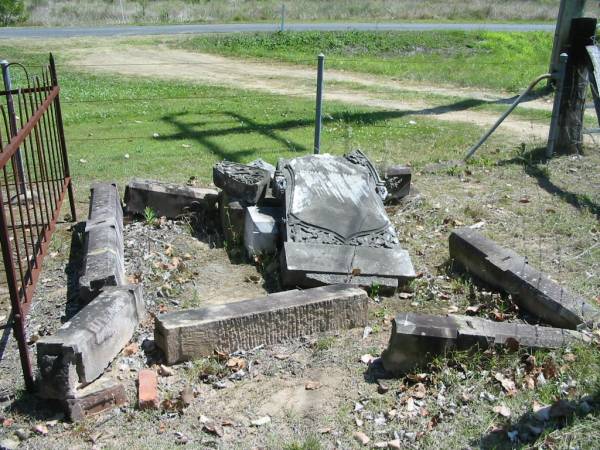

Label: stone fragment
[213,161,270,204]
[244,206,282,256]
[383,165,412,204]
[249,158,276,177]
[138,369,159,410]
[382,312,588,375]
[123,179,218,219]
[449,228,600,329]
[65,376,127,422]
[278,153,414,291]
[218,191,245,245]
[37,285,145,399]
[155,284,368,364]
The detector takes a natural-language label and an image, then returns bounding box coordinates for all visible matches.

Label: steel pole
[1,60,27,194]
[314,53,324,154]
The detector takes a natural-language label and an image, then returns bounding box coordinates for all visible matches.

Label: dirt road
[70,45,555,141]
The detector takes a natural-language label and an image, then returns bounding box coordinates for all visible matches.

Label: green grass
[180,30,557,91]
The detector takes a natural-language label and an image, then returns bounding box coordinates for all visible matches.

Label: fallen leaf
[250,416,271,427]
[2,418,14,427]
[493,404,511,418]
[446,305,459,313]
[494,373,517,395]
[563,353,576,362]
[542,357,559,379]
[360,354,375,365]
[504,337,520,352]
[465,305,481,314]
[351,268,361,276]
[411,383,427,399]
[519,197,530,203]
[305,381,322,391]
[31,423,48,435]
[158,364,175,377]
[352,431,370,445]
[317,427,331,434]
[180,386,194,407]
[398,292,413,299]
[122,343,139,356]
[226,357,247,371]
[203,421,223,437]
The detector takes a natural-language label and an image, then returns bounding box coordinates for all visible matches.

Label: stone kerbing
[155,284,368,364]
[124,178,218,219]
[449,227,600,330]
[382,312,589,375]
[37,285,145,400]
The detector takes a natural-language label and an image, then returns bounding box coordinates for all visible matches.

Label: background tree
[0,0,26,26]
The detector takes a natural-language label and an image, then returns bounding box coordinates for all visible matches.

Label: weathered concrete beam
[37,285,145,400]
[449,228,600,329]
[382,312,588,375]
[155,284,368,364]
[88,182,123,230]
[124,179,218,219]
[65,376,127,422]
[79,183,126,303]
[79,224,125,303]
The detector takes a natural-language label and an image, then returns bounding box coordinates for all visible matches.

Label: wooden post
[555,18,597,154]
[549,0,586,82]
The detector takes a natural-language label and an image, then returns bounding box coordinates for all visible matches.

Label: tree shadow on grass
[498,146,600,220]
[157,97,498,162]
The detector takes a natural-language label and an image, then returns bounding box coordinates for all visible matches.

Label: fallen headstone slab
[155,284,368,364]
[37,285,145,399]
[65,376,127,422]
[124,179,218,219]
[449,228,600,329]
[277,151,415,291]
[213,160,270,205]
[381,312,588,375]
[79,183,125,303]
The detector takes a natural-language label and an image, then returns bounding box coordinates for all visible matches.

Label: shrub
[0,0,26,26]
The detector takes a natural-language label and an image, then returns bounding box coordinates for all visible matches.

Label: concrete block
[79,224,125,303]
[124,179,218,219]
[65,376,127,422]
[213,161,270,204]
[383,165,411,204]
[138,369,159,410]
[155,284,368,364]
[37,285,145,399]
[382,312,588,375]
[219,191,246,245]
[244,206,282,256]
[449,228,600,329]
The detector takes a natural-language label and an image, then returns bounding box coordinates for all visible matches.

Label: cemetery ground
[0,30,599,449]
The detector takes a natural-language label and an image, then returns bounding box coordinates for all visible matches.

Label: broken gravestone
[277,150,415,290]
[213,161,271,205]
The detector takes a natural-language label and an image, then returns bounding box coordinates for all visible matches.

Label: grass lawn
[179,30,557,92]
[0,35,598,449]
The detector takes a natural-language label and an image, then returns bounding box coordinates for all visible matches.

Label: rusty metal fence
[0,54,76,390]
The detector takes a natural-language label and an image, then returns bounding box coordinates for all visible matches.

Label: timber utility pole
[547,0,600,155]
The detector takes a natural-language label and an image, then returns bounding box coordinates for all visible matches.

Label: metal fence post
[280,4,285,32]
[547,53,568,157]
[314,53,324,154]
[1,60,27,195]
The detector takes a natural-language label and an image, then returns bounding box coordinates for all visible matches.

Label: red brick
[138,369,159,410]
